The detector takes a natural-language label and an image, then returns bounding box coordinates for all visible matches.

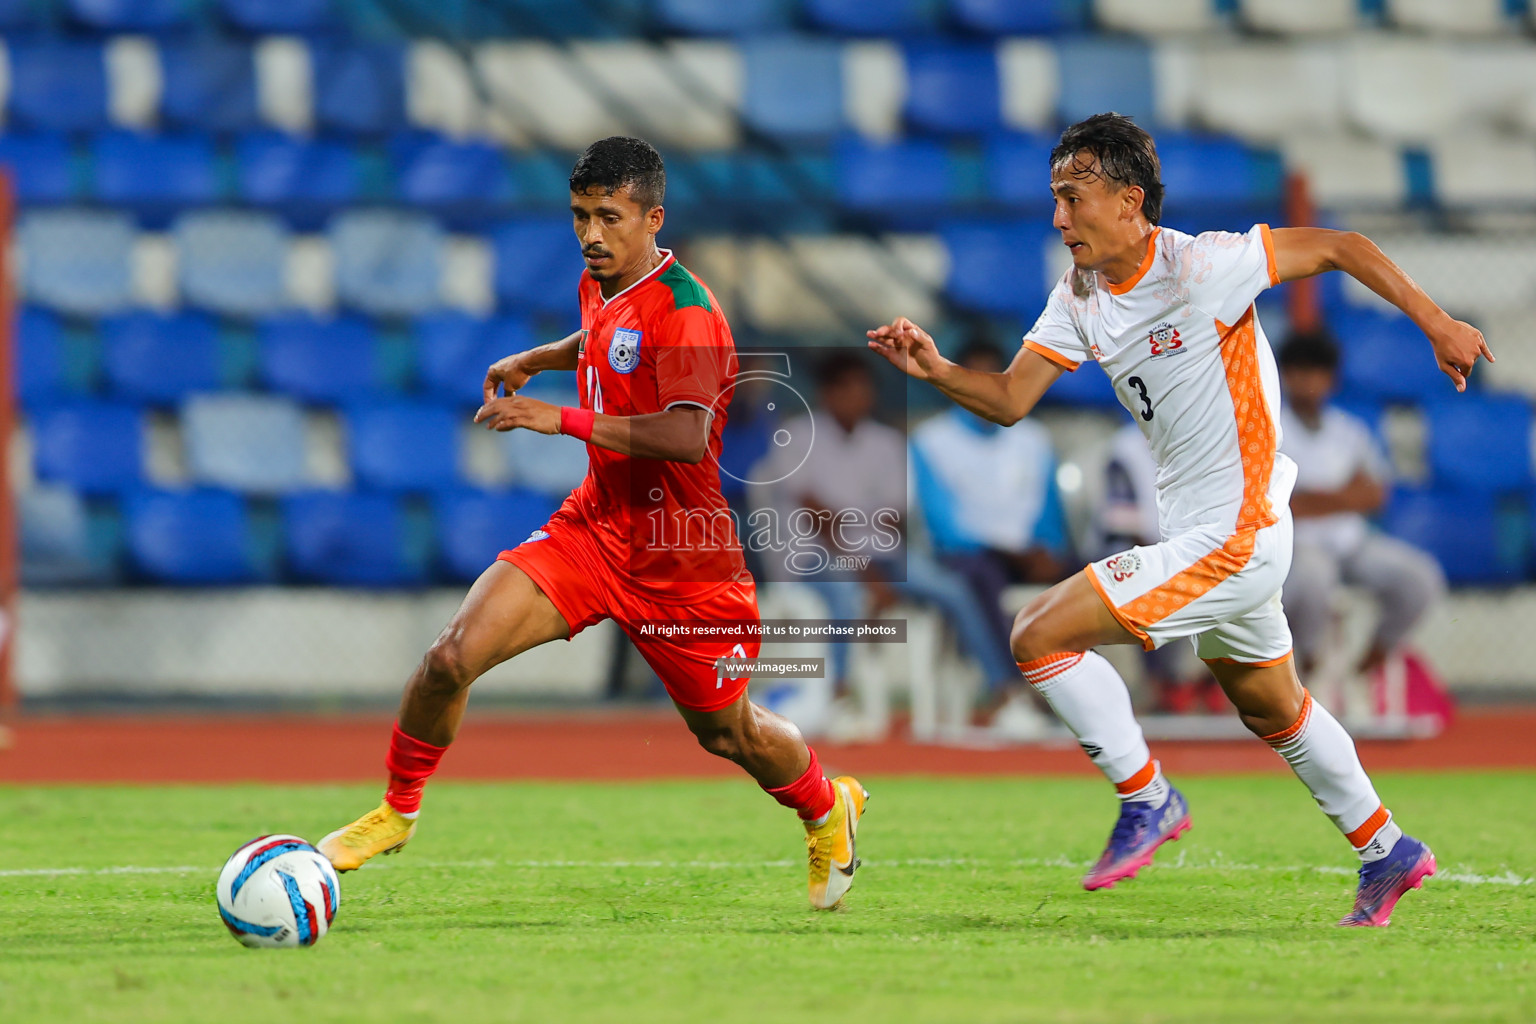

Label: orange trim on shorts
[1115,758,1158,795]
[1260,688,1314,746]
[1083,566,1155,651]
[1202,650,1293,669]
[1346,805,1391,848]
[1023,339,1080,372]
[1105,311,1280,637]
[1106,227,1161,295]
[1258,223,1281,287]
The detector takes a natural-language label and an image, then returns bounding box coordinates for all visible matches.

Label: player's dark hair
[816,350,873,389]
[1051,113,1164,225]
[1277,327,1342,372]
[955,337,1006,370]
[570,136,666,210]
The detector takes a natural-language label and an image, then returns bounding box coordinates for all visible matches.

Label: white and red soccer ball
[215,835,340,948]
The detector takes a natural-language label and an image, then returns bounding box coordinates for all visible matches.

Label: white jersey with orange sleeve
[1023,224,1301,664]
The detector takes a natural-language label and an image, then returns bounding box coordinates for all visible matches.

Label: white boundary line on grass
[1,856,1529,887]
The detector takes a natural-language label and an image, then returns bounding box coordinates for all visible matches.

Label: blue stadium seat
[126,489,263,584]
[8,40,109,132]
[19,209,135,316]
[183,393,309,494]
[282,491,426,586]
[499,411,589,496]
[258,313,384,404]
[489,217,586,317]
[1039,362,1121,409]
[92,131,221,219]
[741,37,843,140]
[160,39,261,134]
[102,310,223,403]
[219,0,334,32]
[434,488,561,582]
[346,402,461,491]
[313,42,407,136]
[32,402,143,494]
[390,134,517,222]
[1425,395,1534,493]
[0,0,45,28]
[67,0,195,31]
[21,485,106,585]
[1157,134,1283,211]
[1054,37,1155,126]
[235,132,360,225]
[904,44,1001,136]
[176,210,290,318]
[950,0,1089,33]
[331,210,444,317]
[1383,488,1519,586]
[0,133,76,203]
[655,0,789,33]
[19,306,66,408]
[835,137,954,212]
[415,311,538,405]
[986,132,1057,210]
[940,220,1053,316]
[1333,307,1449,403]
[804,0,934,34]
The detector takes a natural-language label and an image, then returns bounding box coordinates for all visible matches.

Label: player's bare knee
[691,723,745,763]
[1010,598,1061,664]
[419,637,477,694]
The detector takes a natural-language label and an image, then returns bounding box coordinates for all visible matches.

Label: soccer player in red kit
[319,137,867,910]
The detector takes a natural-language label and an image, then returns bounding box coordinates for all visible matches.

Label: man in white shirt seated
[753,352,1019,711]
[911,339,1070,724]
[1277,328,1445,676]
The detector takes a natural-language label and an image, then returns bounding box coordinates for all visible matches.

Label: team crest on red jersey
[1148,321,1184,357]
[609,328,642,373]
[1106,552,1142,583]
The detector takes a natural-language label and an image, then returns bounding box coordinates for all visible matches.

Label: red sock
[764,746,836,821]
[383,723,448,816]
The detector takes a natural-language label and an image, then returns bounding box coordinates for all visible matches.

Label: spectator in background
[753,352,1022,729]
[1277,328,1445,676]
[911,338,1069,732]
[1097,421,1218,713]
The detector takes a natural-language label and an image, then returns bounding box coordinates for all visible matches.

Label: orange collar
[1106,227,1161,296]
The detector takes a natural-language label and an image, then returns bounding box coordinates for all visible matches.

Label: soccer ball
[215,834,341,948]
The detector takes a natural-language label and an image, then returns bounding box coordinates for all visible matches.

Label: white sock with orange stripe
[1261,688,1401,862]
[1018,652,1166,802]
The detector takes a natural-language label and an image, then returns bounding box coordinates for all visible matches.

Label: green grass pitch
[1,772,1531,1023]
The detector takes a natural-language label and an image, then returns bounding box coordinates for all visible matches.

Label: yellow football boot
[317,802,417,872]
[805,776,868,910]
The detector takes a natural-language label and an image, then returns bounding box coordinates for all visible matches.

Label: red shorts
[498,516,761,713]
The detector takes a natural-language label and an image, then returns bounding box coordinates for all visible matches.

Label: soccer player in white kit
[868,113,1493,926]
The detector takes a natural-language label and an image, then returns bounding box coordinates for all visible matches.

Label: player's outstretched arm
[866,316,1062,425]
[483,329,584,402]
[1270,227,1494,393]
[473,396,711,464]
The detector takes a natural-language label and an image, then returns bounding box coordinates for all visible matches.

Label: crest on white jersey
[609,328,642,374]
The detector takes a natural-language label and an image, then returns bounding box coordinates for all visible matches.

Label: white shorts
[1085,512,1294,665]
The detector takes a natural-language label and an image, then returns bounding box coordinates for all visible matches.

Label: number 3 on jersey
[1128,375,1153,421]
[586,365,605,413]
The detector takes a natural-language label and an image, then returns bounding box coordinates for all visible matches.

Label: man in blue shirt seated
[911,339,1072,734]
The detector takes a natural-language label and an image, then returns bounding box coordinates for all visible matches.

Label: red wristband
[559,406,595,441]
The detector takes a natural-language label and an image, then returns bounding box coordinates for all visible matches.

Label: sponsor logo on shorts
[1148,321,1184,357]
[609,328,642,374]
[1106,552,1142,583]
[523,529,550,543]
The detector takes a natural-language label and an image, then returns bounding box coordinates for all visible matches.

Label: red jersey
[559,249,748,602]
